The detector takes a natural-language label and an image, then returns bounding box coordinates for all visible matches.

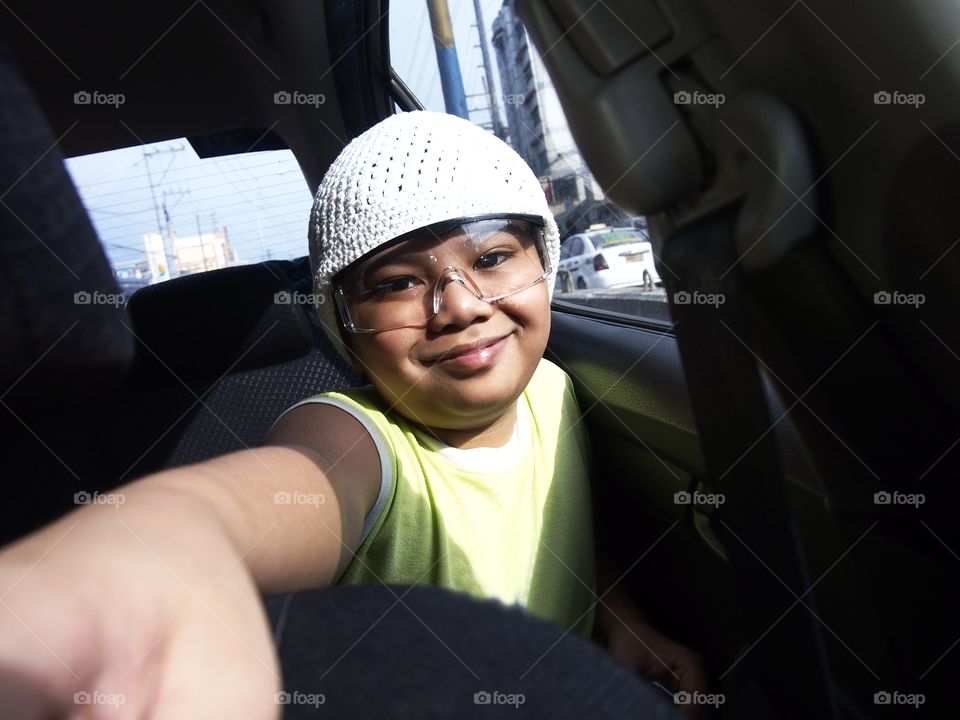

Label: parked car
[556,225,659,292]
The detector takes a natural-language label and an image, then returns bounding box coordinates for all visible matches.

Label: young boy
[275,109,595,636]
[0,111,705,717]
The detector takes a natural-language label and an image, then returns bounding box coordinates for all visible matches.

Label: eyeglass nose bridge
[430,266,487,317]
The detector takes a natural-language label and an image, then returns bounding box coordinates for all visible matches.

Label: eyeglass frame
[331,213,551,334]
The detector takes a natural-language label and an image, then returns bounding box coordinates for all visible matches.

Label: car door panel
[547,304,901,715]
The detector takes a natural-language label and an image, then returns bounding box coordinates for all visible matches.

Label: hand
[0,492,281,719]
[604,617,711,719]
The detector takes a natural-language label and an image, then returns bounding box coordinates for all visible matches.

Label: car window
[389,3,670,326]
[65,140,311,291]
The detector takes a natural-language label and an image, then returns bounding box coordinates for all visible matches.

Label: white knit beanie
[309,110,559,361]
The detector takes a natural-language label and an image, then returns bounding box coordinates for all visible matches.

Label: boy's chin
[399,378,526,428]
[432,365,531,400]
[432,382,519,413]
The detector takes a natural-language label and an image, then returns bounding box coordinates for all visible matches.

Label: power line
[423,68,441,110]
[91,195,311,241]
[91,195,311,239]
[410,32,438,95]
[99,212,310,264]
[81,175,306,210]
[408,26,437,92]
[401,2,430,81]
[71,155,301,191]
[102,239,155,255]
[77,166,304,205]
[87,181,308,228]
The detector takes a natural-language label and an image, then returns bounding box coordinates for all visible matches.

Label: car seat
[0,39,360,546]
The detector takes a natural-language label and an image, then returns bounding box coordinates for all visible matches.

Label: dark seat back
[0,35,361,545]
[0,39,134,544]
[110,259,362,479]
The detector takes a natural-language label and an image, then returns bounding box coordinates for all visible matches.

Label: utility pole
[142,146,183,279]
[427,0,468,118]
[196,214,210,272]
[472,0,504,140]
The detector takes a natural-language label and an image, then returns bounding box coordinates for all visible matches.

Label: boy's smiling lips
[421,333,513,368]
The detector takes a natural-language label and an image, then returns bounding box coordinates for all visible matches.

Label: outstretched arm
[0,403,379,719]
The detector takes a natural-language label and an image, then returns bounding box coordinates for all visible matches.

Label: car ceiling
[1,0,391,191]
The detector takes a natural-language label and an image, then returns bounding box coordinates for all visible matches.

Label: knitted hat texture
[309,111,559,360]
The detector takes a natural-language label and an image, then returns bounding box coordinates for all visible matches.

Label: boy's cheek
[343,332,405,377]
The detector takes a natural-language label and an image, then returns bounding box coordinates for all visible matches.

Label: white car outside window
[556,227,659,292]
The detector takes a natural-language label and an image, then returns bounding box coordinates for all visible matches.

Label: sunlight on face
[340,223,552,442]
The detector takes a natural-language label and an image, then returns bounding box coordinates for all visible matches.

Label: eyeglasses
[333,214,550,333]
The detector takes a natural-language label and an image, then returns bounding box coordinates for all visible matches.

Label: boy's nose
[430,274,494,328]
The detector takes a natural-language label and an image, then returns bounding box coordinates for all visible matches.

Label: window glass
[66,140,311,292]
[389,2,670,325]
[595,230,648,248]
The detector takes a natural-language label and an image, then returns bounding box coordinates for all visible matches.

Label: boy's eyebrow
[351,233,458,277]
[356,244,437,278]
[351,226,528,280]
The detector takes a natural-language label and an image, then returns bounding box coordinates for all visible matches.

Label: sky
[391,0,507,122]
[65,0,512,275]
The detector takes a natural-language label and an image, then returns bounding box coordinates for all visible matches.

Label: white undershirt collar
[414,400,530,473]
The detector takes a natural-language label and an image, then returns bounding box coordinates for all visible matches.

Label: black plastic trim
[550,297,675,334]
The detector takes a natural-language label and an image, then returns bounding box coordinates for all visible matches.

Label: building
[113,259,152,280]
[143,232,171,282]
[173,228,235,276]
[143,227,235,281]
[491,1,603,219]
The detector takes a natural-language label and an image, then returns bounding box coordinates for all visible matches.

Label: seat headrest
[126,258,317,380]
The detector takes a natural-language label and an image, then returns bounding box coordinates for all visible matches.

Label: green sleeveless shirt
[298,358,596,636]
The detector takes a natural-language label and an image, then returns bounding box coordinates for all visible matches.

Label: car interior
[2,0,958,718]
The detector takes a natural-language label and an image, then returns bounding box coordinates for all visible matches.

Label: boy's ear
[327,300,367,379]
[348,358,367,379]
[341,335,368,379]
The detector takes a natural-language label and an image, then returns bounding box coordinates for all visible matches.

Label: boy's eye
[364,276,423,298]
[474,251,514,271]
